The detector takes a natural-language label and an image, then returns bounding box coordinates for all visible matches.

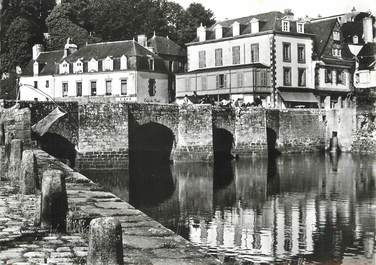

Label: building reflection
[83,152,376,265]
[185,154,376,264]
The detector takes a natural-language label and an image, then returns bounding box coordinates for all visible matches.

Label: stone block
[87,217,124,265]
[40,169,68,232]
[8,139,23,183]
[20,150,37,195]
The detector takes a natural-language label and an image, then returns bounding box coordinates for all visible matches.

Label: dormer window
[297,22,304,33]
[88,58,98,72]
[120,55,128,70]
[59,61,69,74]
[250,18,259,33]
[214,24,223,39]
[333,31,340,41]
[282,20,290,32]
[232,22,240,36]
[353,35,359,44]
[103,56,113,71]
[73,59,83,73]
[332,48,342,57]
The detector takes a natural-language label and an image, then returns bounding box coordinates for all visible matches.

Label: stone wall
[325,108,356,152]
[212,106,236,157]
[234,108,268,156]
[175,104,214,161]
[352,110,376,153]
[266,109,326,153]
[78,103,129,169]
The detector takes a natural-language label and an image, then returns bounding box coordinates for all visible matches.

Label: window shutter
[216,75,219,89]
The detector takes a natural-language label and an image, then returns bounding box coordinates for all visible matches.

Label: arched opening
[267,127,280,156]
[129,122,175,207]
[213,128,234,160]
[213,159,236,208]
[34,132,76,168]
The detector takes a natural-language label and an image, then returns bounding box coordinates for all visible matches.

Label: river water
[82,153,376,265]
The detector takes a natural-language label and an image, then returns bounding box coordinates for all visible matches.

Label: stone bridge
[2,99,374,170]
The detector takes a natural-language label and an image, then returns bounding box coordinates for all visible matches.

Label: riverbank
[0,149,222,265]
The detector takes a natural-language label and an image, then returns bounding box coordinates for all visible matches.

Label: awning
[279,91,318,103]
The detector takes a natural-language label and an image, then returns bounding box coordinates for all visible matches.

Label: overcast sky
[172,0,376,21]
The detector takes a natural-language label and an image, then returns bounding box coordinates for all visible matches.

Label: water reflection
[83,153,376,265]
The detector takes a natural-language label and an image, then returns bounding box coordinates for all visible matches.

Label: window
[282,20,290,32]
[283,67,291,86]
[237,72,243,87]
[325,69,332,83]
[216,74,227,89]
[333,31,340,41]
[121,79,127,95]
[298,44,306,63]
[148,58,155,71]
[260,71,268,86]
[169,61,174,72]
[232,46,240,65]
[201,76,207,90]
[215,48,223,66]
[283,43,291,62]
[199,51,206,68]
[251,44,259,63]
[88,58,98,72]
[62,82,68,97]
[298,68,306,87]
[353,35,359,44]
[91,81,97,96]
[336,70,346,85]
[45,80,49,88]
[297,23,304,33]
[76,82,82,97]
[105,80,112,95]
[148,79,156,96]
[34,81,38,88]
[185,78,191,91]
[332,48,341,57]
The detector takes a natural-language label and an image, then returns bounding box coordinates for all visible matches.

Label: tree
[176,3,216,45]
[2,17,44,71]
[46,3,91,49]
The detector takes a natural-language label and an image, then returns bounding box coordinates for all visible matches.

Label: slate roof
[341,21,364,44]
[22,50,64,76]
[147,36,186,57]
[305,19,337,57]
[358,43,376,70]
[63,40,159,63]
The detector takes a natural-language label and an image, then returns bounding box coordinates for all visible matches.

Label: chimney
[32,44,43,60]
[284,8,294,19]
[63,38,77,58]
[363,16,373,43]
[137,34,147,47]
[33,61,39,76]
[232,21,240,36]
[197,23,206,42]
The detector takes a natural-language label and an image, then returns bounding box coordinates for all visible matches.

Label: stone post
[0,146,6,180]
[8,139,23,182]
[87,217,124,265]
[0,123,4,145]
[20,150,37,195]
[40,170,68,233]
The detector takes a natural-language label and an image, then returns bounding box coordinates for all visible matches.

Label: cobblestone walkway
[0,181,89,265]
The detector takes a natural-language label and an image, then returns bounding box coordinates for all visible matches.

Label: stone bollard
[8,139,23,182]
[0,146,6,180]
[40,169,68,233]
[87,217,124,265]
[20,150,37,194]
[0,123,4,145]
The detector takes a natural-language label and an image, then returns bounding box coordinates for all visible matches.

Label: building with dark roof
[306,18,355,108]
[20,35,186,103]
[176,9,319,108]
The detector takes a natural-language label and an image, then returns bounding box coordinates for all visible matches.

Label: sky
[172,0,376,21]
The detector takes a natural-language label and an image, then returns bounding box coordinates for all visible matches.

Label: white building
[20,35,185,103]
[176,10,317,108]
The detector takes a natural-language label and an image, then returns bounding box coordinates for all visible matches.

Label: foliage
[46,3,91,49]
